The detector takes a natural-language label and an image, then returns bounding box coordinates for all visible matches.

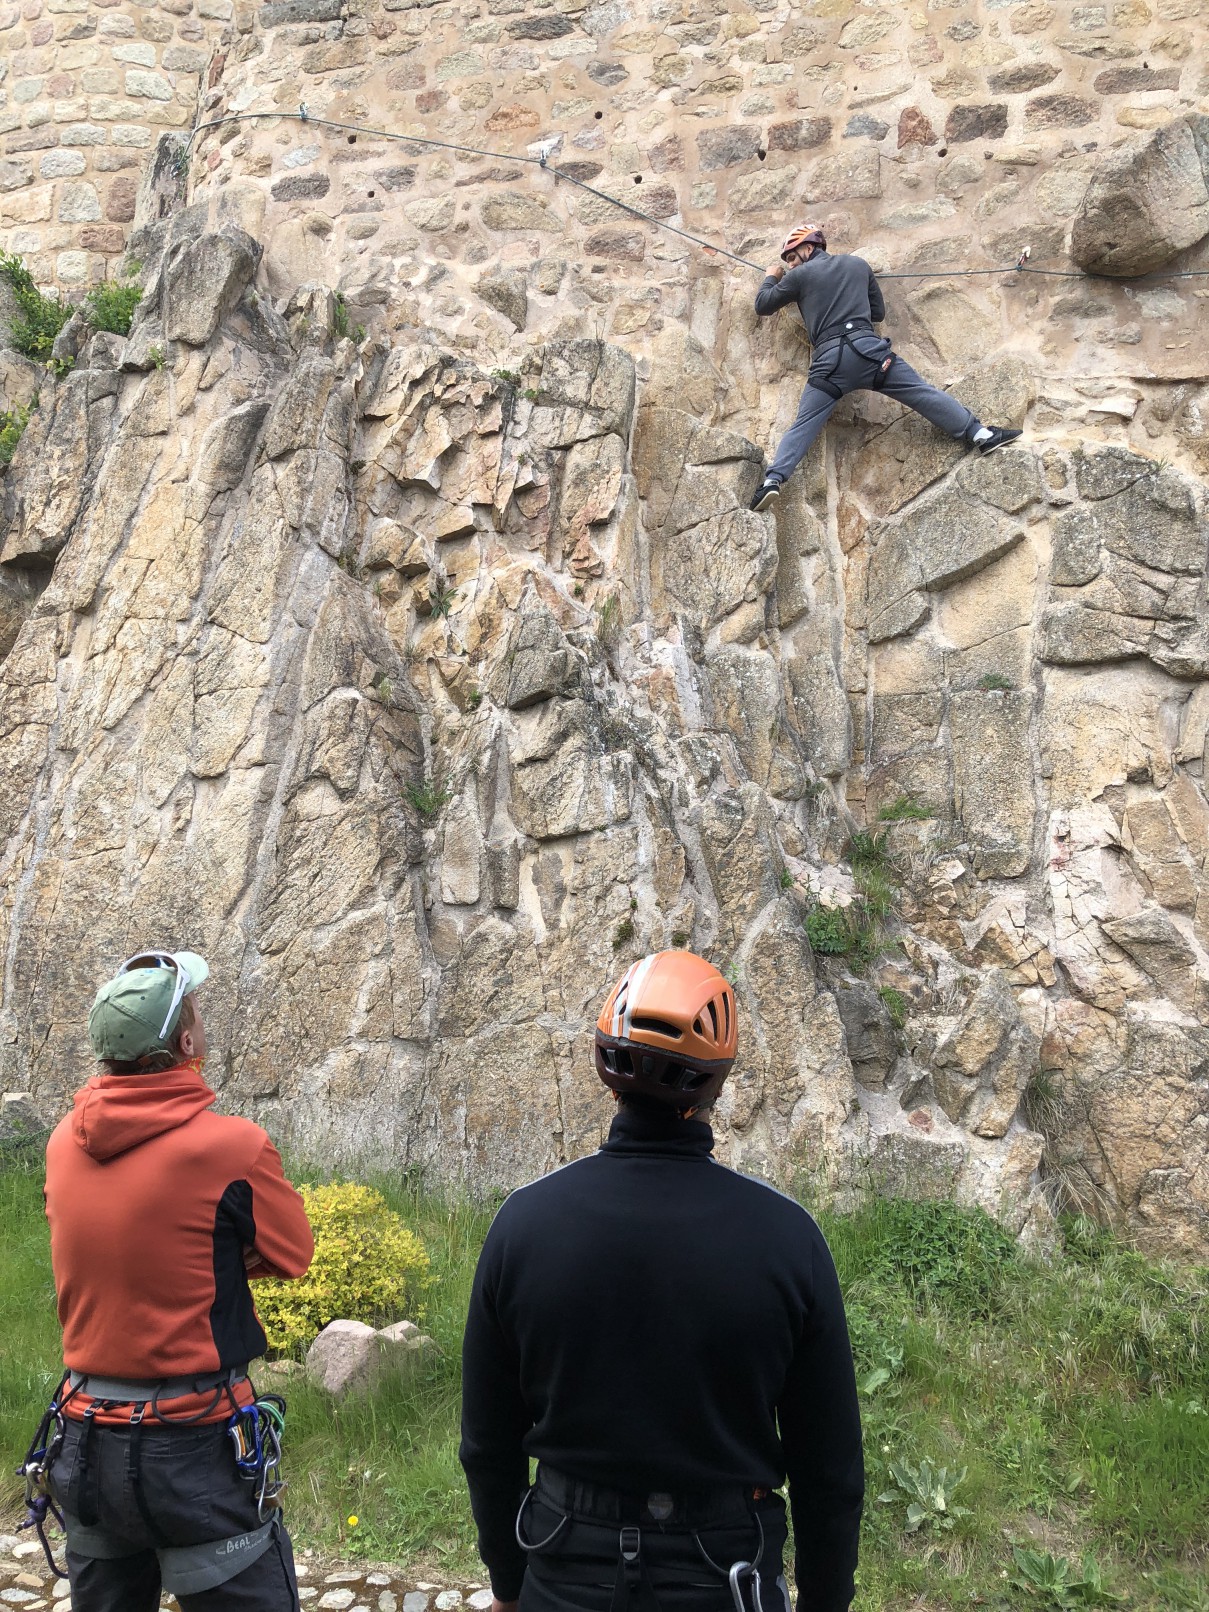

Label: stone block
[476,268,526,330]
[767,117,831,151]
[39,149,86,177]
[987,62,1060,93]
[583,226,644,260]
[270,171,331,203]
[944,104,1008,142]
[105,174,136,222]
[932,968,1039,1136]
[0,1092,43,1143]
[897,106,936,146]
[480,193,561,232]
[124,68,172,101]
[697,125,761,169]
[806,148,880,200]
[834,984,898,1087]
[1024,93,1097,128]
[57,179,100,221]
[505,13,574,36]
[1094,66,1180,92]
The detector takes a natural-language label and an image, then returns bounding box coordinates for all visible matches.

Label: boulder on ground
[305,1318,433,1396]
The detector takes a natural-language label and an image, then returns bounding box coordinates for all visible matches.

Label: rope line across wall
[183,109,1209,286]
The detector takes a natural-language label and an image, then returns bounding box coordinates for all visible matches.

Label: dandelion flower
[347,1515,359,1528]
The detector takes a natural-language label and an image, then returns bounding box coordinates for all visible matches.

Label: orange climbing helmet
[595,950,738,1110]
[780,222,827,261]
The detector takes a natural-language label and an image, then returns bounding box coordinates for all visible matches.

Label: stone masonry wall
[0,0,226,290]
[180,0,1209,398]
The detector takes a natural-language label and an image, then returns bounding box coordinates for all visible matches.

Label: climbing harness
[516,1471,773,1612]
[16,1367,288,1593]
[16,1382,75,1579]
[180,107,1209,289]
[808,323,896,401]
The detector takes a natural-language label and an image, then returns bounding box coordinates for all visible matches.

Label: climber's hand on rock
[766,262,785,279]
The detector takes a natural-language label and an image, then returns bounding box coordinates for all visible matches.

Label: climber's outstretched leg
[750,382,839,511]
[878,355,1022,456]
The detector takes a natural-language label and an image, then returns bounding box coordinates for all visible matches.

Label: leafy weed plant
[1010,1546,1122,1608]
[0,404,32,468]
[0,251,70,360]
[878,1455,971,1534]
[84,273,141,337]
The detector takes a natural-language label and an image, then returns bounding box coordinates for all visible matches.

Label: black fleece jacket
[754,248,886,346]
[459,1104,864,1612]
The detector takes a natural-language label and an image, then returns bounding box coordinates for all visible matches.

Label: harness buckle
[620,1525,641,1564]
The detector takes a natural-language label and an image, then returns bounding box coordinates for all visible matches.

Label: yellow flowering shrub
[254,1183,432,1358]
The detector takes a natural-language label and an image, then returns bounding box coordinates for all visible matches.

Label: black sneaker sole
[978,432,1023,456]
[751,484,780,512]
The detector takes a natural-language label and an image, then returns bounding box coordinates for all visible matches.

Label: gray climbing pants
[767,333,979,484]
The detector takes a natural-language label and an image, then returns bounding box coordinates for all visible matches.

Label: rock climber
[35,949,314,1612]
[749,223,1023,512]
[459,949,864,1612]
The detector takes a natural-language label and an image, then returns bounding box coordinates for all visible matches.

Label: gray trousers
[767,334,979,483]
[48,1418,300,1612]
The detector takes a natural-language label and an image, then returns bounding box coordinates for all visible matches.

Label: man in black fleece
[460,950,863,1612]
[748,223,1022,512]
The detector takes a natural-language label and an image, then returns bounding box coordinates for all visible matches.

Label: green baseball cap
[88,949,210,1061]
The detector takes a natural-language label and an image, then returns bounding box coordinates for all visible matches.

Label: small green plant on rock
[977,671,1015,691]
[149,345,166,371]
[430,581,458,619]
[877,794,931,822]
[84,269,141,337]
[330,292,351,340]
[877,1456,971,1534]
[406,780,450,819]
[491,366,521,385]
[0,251,70,360]
[805,904,850,956]
[877,985,907,1029]
[612,917,635,951]
[779,869,794,890]
[1009,1547,1122,1608]
[0,403,32,467]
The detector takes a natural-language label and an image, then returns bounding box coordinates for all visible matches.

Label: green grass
[3,1162,1207,1604]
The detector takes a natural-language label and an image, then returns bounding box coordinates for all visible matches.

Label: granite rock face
[2,211,1207,1262]
[3,0,1209,1259]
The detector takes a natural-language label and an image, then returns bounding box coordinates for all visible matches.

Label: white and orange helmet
[595,950,738,1110]
[780,222,827,261]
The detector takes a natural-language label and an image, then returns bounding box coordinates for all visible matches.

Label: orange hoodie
[45,1063,314,1424]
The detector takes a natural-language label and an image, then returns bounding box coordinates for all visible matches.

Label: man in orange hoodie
[41,949,315,1611]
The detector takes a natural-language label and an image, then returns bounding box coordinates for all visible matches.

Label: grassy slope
[2,1157,1206,1609]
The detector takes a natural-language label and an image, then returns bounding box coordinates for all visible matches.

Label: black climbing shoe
[976,426,1023,455]
[750,478,781,512]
